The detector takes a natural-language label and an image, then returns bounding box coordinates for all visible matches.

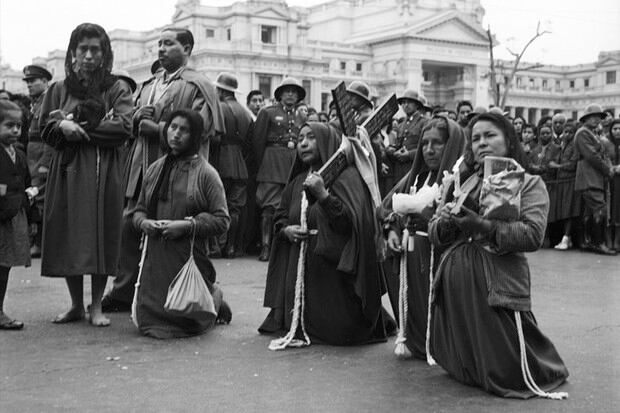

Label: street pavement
[1,249,619,412]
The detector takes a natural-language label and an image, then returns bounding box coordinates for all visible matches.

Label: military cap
[22,65,52,81]
[346,81,373,109]
[214,72,239,93]
[274,77,306,102]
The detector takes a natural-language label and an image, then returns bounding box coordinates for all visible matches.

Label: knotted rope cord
[425,244,437,365]
[515,311,568,400]
[394,229,412,358]
[131,235,149,328]
[269,189,311,350]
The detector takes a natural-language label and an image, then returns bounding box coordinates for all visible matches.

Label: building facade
[2,0,619,124]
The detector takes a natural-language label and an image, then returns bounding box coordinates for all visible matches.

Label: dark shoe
[590,243,617,256]
[258,245,270,262]
[30,245,41,258]
[0,318,24,330]
[216,300,232,325]
[100,296,131,313]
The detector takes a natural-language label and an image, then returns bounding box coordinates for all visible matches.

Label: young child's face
[0,110,22,147]
[522,127,535,143]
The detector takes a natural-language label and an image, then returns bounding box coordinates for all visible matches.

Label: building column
[509,106,516,118]
[534,108,542,124]
[473,64,490,108]
[405,58,423,91]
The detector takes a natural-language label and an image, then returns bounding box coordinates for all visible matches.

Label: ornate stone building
[2,0,619,123]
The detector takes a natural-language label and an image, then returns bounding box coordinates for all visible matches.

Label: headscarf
[64,23,117,100]
[147,109,204,219]
[609,118,620,161]
[288,122,342,182]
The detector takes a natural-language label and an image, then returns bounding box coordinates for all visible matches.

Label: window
[569,80,575,88]
[606,71,616,84]
[261,25,277,44]
[555,80,561,89]
[339,61,346,71]
[302,80,311,103]
[572,111,578,120]
[529,78,535,88]
[205,28,215,38]
[258,75,272,99]
[226,28,231,41]
[423,71,430,82]
[356,63,363,72]
[542,79,548,89]
[321,92,330,112]
[584,78,590,88]
[516,77,522,87]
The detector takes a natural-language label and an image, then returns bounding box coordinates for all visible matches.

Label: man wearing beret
[22,64,53,258]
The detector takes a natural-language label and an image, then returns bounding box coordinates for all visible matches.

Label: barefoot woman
[39,23,132,326]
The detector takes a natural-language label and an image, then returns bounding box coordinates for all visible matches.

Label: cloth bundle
[480,156,525,221]
[392,183,440,216]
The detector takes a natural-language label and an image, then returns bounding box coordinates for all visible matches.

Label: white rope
[269,190,311,351]
[131,235,149,328]
[394,229,412,358]
[515,311,568,400]
[425,244,437,366]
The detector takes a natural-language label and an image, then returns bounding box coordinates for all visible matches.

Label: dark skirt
[430,242,569,398]
[554,178,581,220]
[544,180,558,224]
[403,234,432,358]
[611,175,620,225]
[135,235,220,339]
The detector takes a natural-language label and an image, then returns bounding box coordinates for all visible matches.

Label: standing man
[552,113,567,145]
[456,100,473,129]
[247,90,264,121]
[102,27,225,311]
[253,77,305,261]
[386,89,428,183]
[575,103,618,255]
[22,64,53,258]
[213,72,253,258]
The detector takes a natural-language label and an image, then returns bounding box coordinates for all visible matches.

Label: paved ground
[1,249,619,412]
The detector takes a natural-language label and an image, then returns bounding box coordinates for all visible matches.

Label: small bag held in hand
[164,219,217,321]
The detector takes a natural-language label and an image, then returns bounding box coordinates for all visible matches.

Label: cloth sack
[480,156,525,221]
[164,220,217,320]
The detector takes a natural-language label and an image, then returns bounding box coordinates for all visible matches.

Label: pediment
[597,57,620,67]
[254,6,290,20]
[414,16,488,44]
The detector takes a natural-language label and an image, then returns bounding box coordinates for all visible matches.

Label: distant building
[3,0,619,123]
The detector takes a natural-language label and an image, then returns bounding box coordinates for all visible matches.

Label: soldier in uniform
[386,89,428,183]
[253,77,305,261]
[102,27,225,311]
[22,64,53,258]
[213,72,253,258]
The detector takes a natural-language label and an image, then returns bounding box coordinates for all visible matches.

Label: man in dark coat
[102,27,225,311]
[22,64,53,258]
[575,103,618,255]
[386,89,428,183]
[212,72,253,258]
[253,77,305,261]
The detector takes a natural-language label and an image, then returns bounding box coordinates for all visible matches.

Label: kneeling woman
[380,116,464,359]
[132,109,231,339]
[259,122,386,345]
[428,113,569,398]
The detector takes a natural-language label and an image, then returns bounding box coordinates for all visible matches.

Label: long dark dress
[133,155,230,339]
[428,173,569,398]
[260,169,386,345]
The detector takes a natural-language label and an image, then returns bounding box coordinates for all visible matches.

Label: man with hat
[22,64,53,258]
[102,27,225,311]
[387,89,428,183]
[212,72,253,258]
[253,77,305,261]
[575,103,620,255]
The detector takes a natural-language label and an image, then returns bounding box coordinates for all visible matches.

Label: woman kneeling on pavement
[132,109,231,339]
[380,116,464,359]
[427,112,569,399]
[259,122,388,345]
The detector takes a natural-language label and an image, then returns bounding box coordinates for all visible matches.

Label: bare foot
[52,307,85,324]
[88,307,110,327]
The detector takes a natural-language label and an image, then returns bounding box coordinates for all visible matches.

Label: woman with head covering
[608,119,620,250]
[38,23,133,326]
[132,109,231,338]
[427,113,569,399]
[258,122,387,346]
[379,116,464,359]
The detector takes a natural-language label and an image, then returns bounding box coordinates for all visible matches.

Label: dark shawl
[264,122,385,324]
